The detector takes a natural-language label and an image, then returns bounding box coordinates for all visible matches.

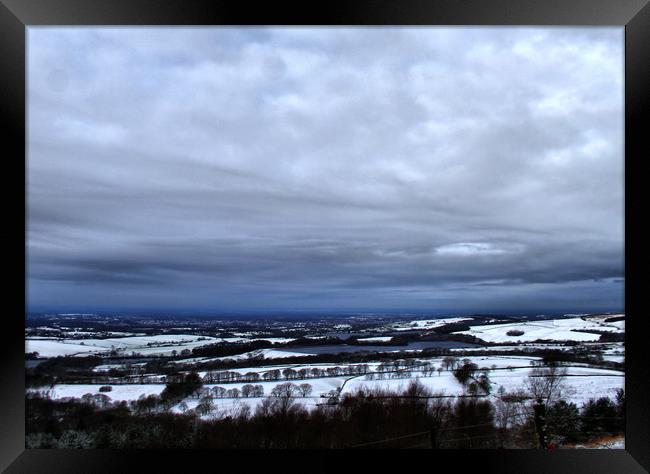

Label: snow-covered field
[200,348,316,362]
[172,395,327,417]
[25,334,297,358]
[453,317,624,343]
[450,344,568,353]
[93,364,130,372]
[30,384,166,402]
[63,331,143,337]
[602,355,625,363]
[26,334,220,357]
[34,354,623,416]
[389,317,472,331]
[26,340,105,357]
[449,342,625,358]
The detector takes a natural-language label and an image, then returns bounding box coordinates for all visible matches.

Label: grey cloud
[26,27,624,313]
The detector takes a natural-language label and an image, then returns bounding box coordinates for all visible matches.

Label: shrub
[25,432,57,449]
[506,330,525,337]
[453,362,479,386]
[581,397,622,435]
[56,430,95,449]
[161,372,202,402]
[547,400,580,444]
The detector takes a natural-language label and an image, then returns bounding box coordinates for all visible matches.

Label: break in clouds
[27,27,624,314]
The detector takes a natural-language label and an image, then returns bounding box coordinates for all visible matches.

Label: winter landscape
[25,311,625,448]
[26,26,624,449]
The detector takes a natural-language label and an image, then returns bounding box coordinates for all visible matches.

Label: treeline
[540,349,623,368]
[188,336,359,359]
[30,349,625,395]
[186,346,454,372]
[25,356,104,387]
[189,339,280,358]
[26,382,624,449]
[598,332,625,342]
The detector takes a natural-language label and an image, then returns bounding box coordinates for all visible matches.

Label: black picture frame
[2,0,648,472]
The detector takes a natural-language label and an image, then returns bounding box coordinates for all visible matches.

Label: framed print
[1,0,648,472]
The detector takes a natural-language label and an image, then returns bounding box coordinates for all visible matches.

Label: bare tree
[282,368,297,380]
[298,383,313,397]
[226,388,241,398]
[271,382,298,399]
[524,365,571,408]
[324,389,340,405]
[494,387,530,432]
[196,394,214,416]
[442,356,458,371]
[245,372,260,382]
[212,386,227,398]
[241,384,254,398]
[453,362,479,386]
[265,382,303,416]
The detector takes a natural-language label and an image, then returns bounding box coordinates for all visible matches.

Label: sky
[27,27,624,315]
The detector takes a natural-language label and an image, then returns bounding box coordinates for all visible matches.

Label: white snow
[26,340,103,357]
[32,353,623,411]
[390,317,472,331]
[25,333,298,358]
[209,348,315,361]
[29,384,165,402]
[26,334,220,357]
[356,337,393,342]
[453,317,624,343]
[341,362,623,407]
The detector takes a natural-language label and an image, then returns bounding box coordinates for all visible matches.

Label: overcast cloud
[27,27,624,314]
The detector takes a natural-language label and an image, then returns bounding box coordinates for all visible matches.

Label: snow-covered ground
[26,340,105,357]
[25,334,297,358]
[356,337,393,342]
[34,354,623,416]
[602,355,625,363]
[449,342,625,359]
[30,384,166,402]
[389,317,472,331]
[63,331,143,337]
[453,317,624,344]
[341,367,622,407]
[26,334,220,357]
[450,344,571,353]
[260,338,297,344]
[172,396,327,418]
[93,364,129,372]
[200,348,316,362]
